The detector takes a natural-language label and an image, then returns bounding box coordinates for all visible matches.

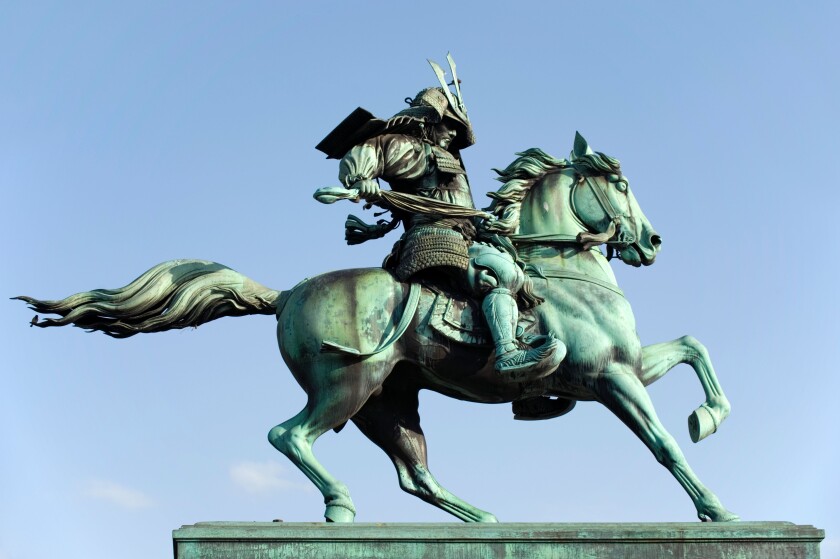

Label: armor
[395,226,470,281]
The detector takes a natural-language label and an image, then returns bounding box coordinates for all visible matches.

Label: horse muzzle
[619,232,661,267]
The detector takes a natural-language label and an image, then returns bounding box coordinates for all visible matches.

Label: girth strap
[525,265,625,298]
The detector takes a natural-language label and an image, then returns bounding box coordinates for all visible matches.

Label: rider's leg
[467,245,564,381]
[482,287,520,359]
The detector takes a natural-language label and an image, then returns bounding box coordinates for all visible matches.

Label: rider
[318,62,564,383]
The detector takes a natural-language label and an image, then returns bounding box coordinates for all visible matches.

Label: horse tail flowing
[15,259,283,338]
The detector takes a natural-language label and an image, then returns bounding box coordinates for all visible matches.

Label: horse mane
[484,147,622,235]
[484,148,569,235]
[572,151,622,177]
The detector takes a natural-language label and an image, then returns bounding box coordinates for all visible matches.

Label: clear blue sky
[2,2,838,558]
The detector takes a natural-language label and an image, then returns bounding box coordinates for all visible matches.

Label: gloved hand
[353,179,381,201]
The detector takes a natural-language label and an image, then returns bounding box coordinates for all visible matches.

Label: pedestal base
[173,522,824,559]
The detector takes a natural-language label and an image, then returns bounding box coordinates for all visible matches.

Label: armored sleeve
[338,134,428,187]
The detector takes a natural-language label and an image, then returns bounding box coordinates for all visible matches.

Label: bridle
[510,173,635,252]
[508,172,635,298]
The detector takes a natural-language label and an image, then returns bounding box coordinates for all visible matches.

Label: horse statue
[16,133,738,524]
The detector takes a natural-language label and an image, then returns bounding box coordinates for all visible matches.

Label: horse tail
[15,259,283,338]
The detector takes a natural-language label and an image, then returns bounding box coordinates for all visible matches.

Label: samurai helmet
[391,54,475,150]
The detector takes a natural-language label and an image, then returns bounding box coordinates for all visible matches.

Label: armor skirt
[395,226,470,281]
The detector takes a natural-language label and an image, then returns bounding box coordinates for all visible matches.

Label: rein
[511,174,630,298]
[509,175,633,261]
[509,233,581,244]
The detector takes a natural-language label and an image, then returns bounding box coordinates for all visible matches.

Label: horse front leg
[639,336,731,442]
[595,367,739,522]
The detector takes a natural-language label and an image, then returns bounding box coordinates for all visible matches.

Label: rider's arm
[339,134,428,199]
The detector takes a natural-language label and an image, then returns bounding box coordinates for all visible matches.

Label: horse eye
[615,180,627,192]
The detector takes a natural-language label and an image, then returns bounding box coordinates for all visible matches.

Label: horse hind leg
[595,366,739,522]
[268,406,357,522]
[352,380,498,523]
[639,336,731,442]
[267,358,391,522]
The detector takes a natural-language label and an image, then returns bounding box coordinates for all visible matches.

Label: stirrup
[512,395,577,421]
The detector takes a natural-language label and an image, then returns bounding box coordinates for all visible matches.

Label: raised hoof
[496,336,565,383]
[688,400,729,443]
[324,504,356,523]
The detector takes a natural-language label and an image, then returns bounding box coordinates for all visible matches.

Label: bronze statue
[17,55,737,525]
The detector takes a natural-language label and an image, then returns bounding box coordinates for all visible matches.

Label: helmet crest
[391,54,475,150]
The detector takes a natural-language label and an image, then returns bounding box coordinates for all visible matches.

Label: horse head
[486,133,661,267]
[569,132,661,266]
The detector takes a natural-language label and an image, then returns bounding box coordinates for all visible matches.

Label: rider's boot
[482,288,565,382]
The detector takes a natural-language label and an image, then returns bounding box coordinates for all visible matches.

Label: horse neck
[517,170,585,241]
[517,170,618,286]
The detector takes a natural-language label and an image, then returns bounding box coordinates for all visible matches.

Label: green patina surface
[20,56,745,524]
[173,522,825,559]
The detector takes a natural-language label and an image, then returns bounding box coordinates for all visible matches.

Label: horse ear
[573,131,594,158]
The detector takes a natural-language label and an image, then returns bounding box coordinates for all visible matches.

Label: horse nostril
[651,234,662,248]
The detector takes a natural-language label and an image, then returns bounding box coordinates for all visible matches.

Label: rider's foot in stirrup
[495,335,565,382]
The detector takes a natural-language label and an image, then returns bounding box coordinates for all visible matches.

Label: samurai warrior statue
[316,56,564,382]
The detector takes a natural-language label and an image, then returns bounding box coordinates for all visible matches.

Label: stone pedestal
[172,521,824,559]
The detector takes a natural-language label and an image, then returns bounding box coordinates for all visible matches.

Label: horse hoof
[688,404,718,443]
[698,510,740,522]
[325,504,356,523]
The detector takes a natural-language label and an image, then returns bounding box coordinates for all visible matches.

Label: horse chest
[534,282,641,373]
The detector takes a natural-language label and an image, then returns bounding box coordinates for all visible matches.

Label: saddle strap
[320,281,422,357]
[526,265,625,298]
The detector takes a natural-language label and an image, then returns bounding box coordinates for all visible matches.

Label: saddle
[423,285,491,346]
[318,273,573,422]
[319,280,530,354]
[418,284,537,348]
[420,285,575,422]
